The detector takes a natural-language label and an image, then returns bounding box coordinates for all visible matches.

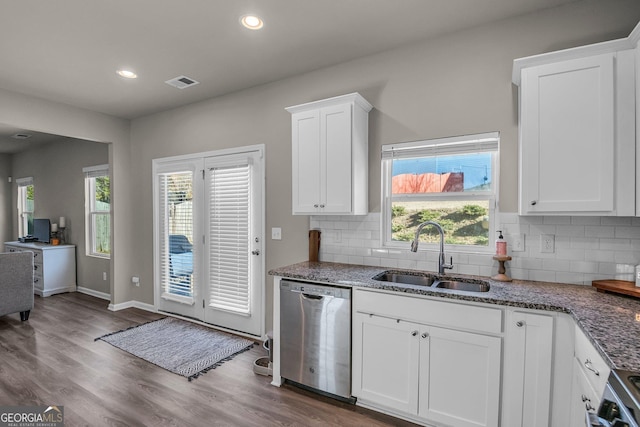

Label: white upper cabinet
[513,33,637,216]
[286,93,372,215]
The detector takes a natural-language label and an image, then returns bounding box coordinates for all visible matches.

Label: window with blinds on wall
[84,165,110,258]
[381,132,499,250]
[158,170,195,301]
[16,177,34,238]
[207,162,251,315]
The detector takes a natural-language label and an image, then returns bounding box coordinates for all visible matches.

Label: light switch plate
[271,227,282,240]
[511,234,525,252]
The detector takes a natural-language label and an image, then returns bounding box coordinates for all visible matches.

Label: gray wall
[129,0,640,330]
[0,154,11,246]
[0,89,130,306]
[10,138,110,294]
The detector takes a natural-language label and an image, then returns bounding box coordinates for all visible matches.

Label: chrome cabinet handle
[516,321,524,327]
[584,359,600,376]
[421,332,429,339]
[251,250,260,255]
[531,200,537,206]
[319,204,325,208]
[585,402,596,411]
[411,330,418,336]
[313,204,319,208]
[581,394,590,402]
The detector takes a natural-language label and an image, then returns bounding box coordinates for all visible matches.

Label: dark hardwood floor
[0,292,416,426]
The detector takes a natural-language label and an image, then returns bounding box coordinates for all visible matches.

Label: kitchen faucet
[410,221,453,274]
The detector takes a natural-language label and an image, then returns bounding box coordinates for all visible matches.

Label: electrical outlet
[511,234,525,252]
[132,276,140,287]
[540,234,555,253]
[102,271,107,281]
[271,227,282,240]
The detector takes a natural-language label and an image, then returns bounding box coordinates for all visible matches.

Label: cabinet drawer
[33,272,43,291]
[571,358,600,424]
[574,326,610,395]
[354,289,503,334]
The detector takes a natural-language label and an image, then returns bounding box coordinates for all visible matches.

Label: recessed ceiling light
[116,69,138,79]
[241,15,263,30]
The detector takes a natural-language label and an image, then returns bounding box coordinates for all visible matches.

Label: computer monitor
[33,218,51,243]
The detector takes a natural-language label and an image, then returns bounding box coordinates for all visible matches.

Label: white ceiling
[0,1,581,154]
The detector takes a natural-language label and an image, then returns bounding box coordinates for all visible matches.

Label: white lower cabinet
[502,310,555,427]
[569,326,611,427]
[352,289,502,427]
[570,359,600,427]
[352,312,419,414]
[418,326,501,427]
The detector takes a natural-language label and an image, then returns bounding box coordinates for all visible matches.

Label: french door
[153,146,264,337]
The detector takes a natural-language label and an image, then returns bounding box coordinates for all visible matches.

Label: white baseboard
[108,300,157,313]
[76,286,111,301]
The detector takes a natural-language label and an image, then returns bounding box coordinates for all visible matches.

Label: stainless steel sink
[435,280,490,292]
[373,271,490,292]
[373,272,436,287]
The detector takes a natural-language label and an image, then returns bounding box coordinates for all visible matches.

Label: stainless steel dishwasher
[279,279,352,400]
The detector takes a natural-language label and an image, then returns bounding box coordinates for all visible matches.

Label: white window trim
[84,164,110,259]
[381,132,500,254]
[16,177,34,238]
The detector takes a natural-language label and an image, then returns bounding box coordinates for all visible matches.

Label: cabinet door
[502,311,554,427]
[320,103,352,214]
[352,313,420,414]
[520,53,615,214]
[291,110,322,214]
[418,327,501,427]
[569,359,600,427]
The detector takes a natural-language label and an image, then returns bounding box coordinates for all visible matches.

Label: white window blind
[382,132,500,160]
[159,170,195,301]
[207,162,251,314]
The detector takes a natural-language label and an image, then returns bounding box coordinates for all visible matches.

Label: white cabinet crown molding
[629,20,640,45]
[512,37,633,86]
[285,92,373,114]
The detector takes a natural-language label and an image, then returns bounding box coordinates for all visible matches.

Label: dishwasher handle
[280,280,351,299]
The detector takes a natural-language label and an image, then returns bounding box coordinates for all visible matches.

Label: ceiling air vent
[165,75,200,89]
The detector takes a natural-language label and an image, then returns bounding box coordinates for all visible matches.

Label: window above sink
[380,132,499,253]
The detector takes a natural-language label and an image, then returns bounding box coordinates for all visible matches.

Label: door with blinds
[154,146,264,337]
[202,151,262,335]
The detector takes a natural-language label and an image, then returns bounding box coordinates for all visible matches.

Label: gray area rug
[96,317,254,380]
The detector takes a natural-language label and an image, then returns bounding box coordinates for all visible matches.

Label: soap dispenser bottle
[496,231,507,256]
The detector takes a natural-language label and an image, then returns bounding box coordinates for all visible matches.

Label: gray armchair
[0,252,34,321]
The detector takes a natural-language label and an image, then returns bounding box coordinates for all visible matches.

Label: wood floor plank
[0,293,417,427]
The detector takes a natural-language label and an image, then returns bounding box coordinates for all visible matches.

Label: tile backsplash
[310,212,640,285]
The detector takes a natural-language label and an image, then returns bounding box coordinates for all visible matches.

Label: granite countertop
[269,261,640,372]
